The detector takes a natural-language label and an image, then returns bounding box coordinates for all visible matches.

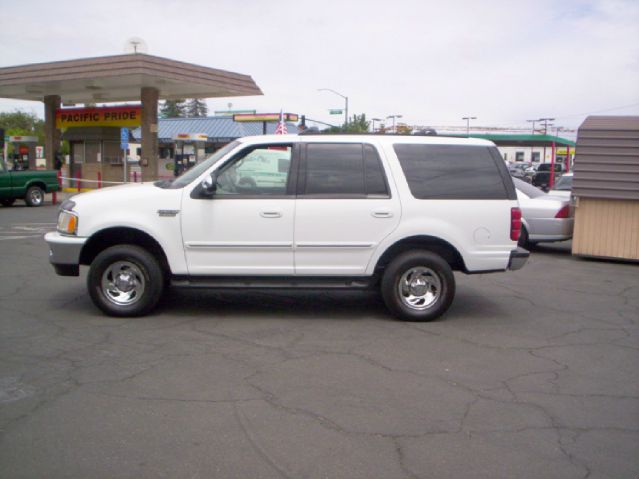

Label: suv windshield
[160,141,240,189]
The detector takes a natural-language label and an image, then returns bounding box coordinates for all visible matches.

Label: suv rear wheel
[381,250,455,322]
[88,245,164,317]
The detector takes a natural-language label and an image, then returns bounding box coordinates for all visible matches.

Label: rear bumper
[45,231,86,277]
[528,218,574,243]
[508,247,529,271]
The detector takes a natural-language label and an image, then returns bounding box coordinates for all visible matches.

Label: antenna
[124,37,149,54]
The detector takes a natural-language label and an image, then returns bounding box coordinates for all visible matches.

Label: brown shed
[571,115,639,261]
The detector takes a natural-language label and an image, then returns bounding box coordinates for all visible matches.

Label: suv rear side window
[302,143,389,197]
[394,144,509,199]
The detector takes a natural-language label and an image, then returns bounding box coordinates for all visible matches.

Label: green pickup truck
[0,160,60,207]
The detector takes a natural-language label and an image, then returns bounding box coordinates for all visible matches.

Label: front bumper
[44,232,87,276]
[508,247,529,271]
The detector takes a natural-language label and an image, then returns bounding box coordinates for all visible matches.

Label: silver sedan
[513,178,574,248]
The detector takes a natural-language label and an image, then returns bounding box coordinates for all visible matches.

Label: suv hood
[68,182,181,212]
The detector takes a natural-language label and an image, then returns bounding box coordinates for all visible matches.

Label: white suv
[45,134,528,321]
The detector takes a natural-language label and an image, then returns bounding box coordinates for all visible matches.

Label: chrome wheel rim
[30,189,43,205]
[101,261,145,306]
[398,267,441,310]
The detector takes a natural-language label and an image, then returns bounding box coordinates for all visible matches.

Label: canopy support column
[140,87,159,180]
[44,95,61,170]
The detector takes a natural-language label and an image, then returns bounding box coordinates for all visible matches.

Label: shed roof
[131,116,299,143]
[572,116,639,200]
[0,53,262,103]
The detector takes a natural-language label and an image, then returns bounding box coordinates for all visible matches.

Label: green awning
[445,133,576,147]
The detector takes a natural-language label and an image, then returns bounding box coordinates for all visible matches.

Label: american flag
[274,110,288,135]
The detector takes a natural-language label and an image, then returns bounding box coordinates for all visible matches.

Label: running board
[170,275,375,289]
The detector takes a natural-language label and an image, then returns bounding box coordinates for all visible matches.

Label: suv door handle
[260,211,282,218]
[372,211,394,218]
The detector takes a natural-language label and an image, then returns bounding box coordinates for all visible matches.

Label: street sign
[120,127,129,150]
[329,109,343,115]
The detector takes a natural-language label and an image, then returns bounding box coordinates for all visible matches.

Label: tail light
[511,207,522,241]
[555,205,571,219]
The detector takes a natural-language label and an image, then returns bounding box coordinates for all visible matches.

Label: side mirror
[201,173,218,197]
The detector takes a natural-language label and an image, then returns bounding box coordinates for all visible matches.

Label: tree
[159,99,186,118]
[396,123,413,135]
[323,113,370,134]
[343,113,370,133]
[0,110,45,147]
[185,98,208,118]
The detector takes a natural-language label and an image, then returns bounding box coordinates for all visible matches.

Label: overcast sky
[1,0,638,132]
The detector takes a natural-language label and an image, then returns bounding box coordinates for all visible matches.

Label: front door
[181,143,297,276]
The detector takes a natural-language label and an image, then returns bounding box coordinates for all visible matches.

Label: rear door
[294,142,400,275]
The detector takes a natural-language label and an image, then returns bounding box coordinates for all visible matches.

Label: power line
[553,101,639,119]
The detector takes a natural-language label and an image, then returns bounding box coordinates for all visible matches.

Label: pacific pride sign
[56,106,142,128]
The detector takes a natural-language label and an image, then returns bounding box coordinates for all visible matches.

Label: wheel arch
[374,235,467,274]
[80,227,171,276]
[26,181,47,193]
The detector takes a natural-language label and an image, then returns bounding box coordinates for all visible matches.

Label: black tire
[87,245,164,317]
[24,186,45,207]
[381,250,455,322]
[1,198,16,207]
[518,226,529,249]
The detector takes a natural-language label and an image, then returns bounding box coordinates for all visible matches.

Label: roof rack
[299,128,438,136]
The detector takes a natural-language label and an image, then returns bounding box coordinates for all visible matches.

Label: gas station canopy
[0,53,262,103]
[446,133,576,147]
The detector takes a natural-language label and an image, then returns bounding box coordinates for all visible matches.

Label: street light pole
[318,88,349,128]
[371,118,382,133]
[462,116,477,137]
[387,115,402,133]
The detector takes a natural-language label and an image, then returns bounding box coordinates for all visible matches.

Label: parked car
[0,159,59,207]
[548,172,573,199]
[532,163,564,190]
[508,163,532,183]
[45,134,528,322]
[513,178,574,247]
[508,163,530,173]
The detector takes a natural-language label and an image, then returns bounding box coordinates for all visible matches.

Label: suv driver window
[216,144,292,196]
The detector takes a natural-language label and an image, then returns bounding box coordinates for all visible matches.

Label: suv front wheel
[381,250,455,322]
[88,245,164,317]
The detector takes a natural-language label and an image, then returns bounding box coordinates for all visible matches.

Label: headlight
[57,210,78,235]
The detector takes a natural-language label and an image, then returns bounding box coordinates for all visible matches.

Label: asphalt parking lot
[1,198,638,479]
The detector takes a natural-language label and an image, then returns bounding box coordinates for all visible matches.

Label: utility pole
[538,117,555,134]
[527,119,538,163]
[462,116,477,137]
[538,117,555,163]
